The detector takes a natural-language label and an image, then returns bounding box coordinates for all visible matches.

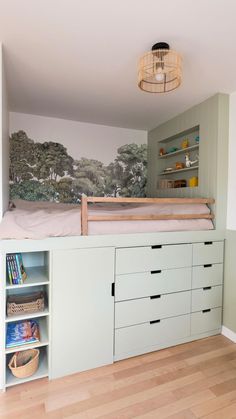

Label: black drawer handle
[151,270,162,274]
[204,264,212,268]
[150,295,161,299]
[202,309,211,313]
[151,245,162,249]
[150,319,161,324]
[203,286,212,290]
[204,241,213,245]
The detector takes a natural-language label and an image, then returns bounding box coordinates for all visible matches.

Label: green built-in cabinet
[0,238,224,389]
[157,125,199,190]
[147,93,229,231]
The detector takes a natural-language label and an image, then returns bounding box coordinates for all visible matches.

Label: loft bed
[0,196,214,240]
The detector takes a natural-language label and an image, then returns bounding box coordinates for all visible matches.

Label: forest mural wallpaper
[9,130,147,203]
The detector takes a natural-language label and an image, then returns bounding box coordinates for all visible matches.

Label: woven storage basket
[8,349,40,378]
[7,292,45,316]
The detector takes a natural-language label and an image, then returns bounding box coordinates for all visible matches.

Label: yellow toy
[181,138,189,149]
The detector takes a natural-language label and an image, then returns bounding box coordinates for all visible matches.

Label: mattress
[0,199,214,239]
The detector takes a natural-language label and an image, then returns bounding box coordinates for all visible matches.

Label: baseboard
[221,326,236,343]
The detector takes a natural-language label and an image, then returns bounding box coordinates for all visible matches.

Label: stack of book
[6,320,40,348]
[6,253,27,285]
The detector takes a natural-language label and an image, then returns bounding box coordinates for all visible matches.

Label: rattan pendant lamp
[138,42,182,93]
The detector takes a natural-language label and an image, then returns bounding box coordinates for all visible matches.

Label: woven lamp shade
[138,46,182,93]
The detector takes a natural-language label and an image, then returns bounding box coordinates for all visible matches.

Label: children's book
[6,320,40,348]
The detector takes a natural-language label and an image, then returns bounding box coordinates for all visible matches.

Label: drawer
[115,267,191,302]
[191,307,222,335]
[192,285,222,312]
[115,314,190,356]
[115,291,191,328]
[192,264,223,289]
[193,241,224,266]
[116,244,192,275]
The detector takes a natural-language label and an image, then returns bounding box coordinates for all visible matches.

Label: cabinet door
[51,247,114,379]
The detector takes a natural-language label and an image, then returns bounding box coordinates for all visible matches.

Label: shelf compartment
[6,266,49,289]
[5,307,49,323]
[5,347,48,388]
[159,166,199,176]
[157,186,199,191]
[5,317,49,353]
[158,144,199,159]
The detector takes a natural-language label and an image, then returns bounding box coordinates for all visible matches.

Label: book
[6,253,27,285]
[15,254,22,284]
[6,256,13,285]
[16,253,27,283]
[12,255,20,284]
[6,320,40,348]
[8,255,18,284]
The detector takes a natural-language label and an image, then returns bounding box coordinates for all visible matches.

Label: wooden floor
[1,336,236,418]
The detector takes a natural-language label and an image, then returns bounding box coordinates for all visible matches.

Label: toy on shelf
[167,146,179,154]
[175,162,185,170]
[185,153,199,168]
[163,167,174,172]
[159,148,165,156]
[174,179,187,188]
[181,139,189,149]
[189,177,198,187]
[195,135,200,144]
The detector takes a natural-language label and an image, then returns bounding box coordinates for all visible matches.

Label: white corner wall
[227,92,236,230]
[0,44,9,220]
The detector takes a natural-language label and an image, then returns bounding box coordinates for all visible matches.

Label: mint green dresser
[114,240,224,360]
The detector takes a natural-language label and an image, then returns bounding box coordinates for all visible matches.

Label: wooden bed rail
[81,196,215,236]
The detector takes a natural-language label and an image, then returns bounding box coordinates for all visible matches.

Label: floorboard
[0,335,236,418]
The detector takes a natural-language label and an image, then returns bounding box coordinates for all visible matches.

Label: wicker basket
[8,349,40,378]
[7,292,45,316]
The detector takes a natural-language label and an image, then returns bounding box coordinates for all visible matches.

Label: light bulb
[155,71,165,82]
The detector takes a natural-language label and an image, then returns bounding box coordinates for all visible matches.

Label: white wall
[227,92,236,230]
[0,44,9,219]
[9,113,147,165]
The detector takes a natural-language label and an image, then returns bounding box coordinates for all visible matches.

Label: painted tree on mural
[111,143,147,197]
[9,131,35,183]
[72,158,107,199]
[9,130,147,202]
[34,142,74,182]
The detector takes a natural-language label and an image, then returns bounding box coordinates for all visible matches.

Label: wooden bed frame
[81,196,215,236]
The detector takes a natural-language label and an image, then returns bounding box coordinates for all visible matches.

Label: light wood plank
[86,197,215,204]
[0,336,235,419]
[88,213,214,221]
[191,389,236,418]
[81,194,88,235]
[201,400,236,419]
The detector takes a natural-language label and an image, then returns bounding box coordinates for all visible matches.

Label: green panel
[223,230,236,333]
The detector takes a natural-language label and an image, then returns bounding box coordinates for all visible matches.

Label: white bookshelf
[4,251,51,390]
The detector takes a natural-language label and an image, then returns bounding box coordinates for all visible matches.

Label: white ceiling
[0,0,236,130]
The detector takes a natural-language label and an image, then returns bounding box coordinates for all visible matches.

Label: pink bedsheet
[0,200,213,239]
